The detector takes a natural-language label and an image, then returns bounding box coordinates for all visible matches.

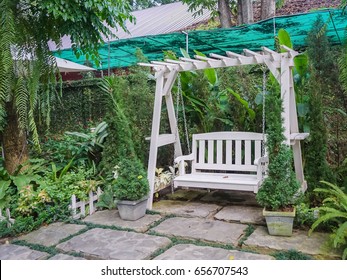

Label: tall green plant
[305,16,336,199]
[99,76,137,169]
[256,82,300,211]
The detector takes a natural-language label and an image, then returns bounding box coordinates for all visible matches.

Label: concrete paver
[15,222,87,247]
[151,217,247,245]
[83,210,162,232]
[56,228,171,260]
[166,189,207,201]
[200,190,258,206]
[0,244,49,260]
[154,244,274,260]
[214,206,265,225]
[153,200,221,218]
[243,226,341,259]
[49,253,86,260]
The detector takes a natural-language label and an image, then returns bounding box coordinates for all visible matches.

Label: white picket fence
[0,208,15,227]
[69,187,102,219]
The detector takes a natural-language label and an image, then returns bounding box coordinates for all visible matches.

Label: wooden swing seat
[174,132,268,193]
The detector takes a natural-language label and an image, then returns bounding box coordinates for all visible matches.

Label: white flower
[112,165,120,179]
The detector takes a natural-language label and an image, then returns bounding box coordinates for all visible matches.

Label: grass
[238,224,255,246]
[272,249,313,260]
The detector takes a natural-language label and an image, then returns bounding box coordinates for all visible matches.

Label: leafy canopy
[0,0,134,156]
[7,0,134,61]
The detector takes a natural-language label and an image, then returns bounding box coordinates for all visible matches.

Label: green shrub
[114,158,149,201]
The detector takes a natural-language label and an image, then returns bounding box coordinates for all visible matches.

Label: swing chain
[177,73,191,154]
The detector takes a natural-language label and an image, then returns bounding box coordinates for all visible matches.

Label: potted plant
[113,158,149,221]
[256,86,301,236]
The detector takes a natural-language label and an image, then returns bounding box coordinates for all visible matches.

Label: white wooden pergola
[140,46,309,209]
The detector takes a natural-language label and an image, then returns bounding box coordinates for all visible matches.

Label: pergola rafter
[140,46,309,209]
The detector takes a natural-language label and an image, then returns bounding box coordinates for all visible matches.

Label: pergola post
[280,53,292,145]
[146,69,182,209]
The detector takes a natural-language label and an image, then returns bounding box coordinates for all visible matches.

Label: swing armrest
[254,156,269,181]
[175,154,194,175]
[254,156,268,166]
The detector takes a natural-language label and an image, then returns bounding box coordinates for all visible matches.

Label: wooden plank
[245,140,251,165]
[255,140,262,160]
[217,140,223,164]
[226,140,232,165]
[198,140,205,164]
[89,191,94,215]
[194,163,257,172]
[80,201,86,217]
[71,194,77,218]
[208,140,214,164]
[194,132,263,141]
[235,140,242,165]
[281,57,291,144]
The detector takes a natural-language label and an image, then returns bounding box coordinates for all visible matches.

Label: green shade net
[55,9,347,70]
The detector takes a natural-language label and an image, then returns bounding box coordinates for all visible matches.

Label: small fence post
[71,194,77,218]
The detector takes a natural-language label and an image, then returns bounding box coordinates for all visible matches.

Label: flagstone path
[0,189,341,260]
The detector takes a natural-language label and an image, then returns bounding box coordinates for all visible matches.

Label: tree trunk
[1,101,29,175]
[261,0,276,20]
[217,0,232,28]
[237,0,254,25]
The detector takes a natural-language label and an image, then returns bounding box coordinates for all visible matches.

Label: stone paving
[0,190,341,260]
[15,222,87,247]
[154,244,274,260]
[83,210,162,233]
[243,226,341,259]
[214,205,265,225]
[151,217,247,245]
[56,228,171,260]
[153,200,221,218]
[0,244,49,260]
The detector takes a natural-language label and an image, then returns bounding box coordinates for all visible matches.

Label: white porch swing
[140,46,309,209]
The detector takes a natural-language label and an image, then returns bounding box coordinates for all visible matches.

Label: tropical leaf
[294,53,309,77]
[278,29,293,51]
[226,88,255,120]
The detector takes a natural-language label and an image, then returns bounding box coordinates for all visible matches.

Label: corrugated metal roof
[48,2,211,51]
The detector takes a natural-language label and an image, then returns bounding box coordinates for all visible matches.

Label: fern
[14,76,29,131]
[0,0,15,129]
[309,181,347,259]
